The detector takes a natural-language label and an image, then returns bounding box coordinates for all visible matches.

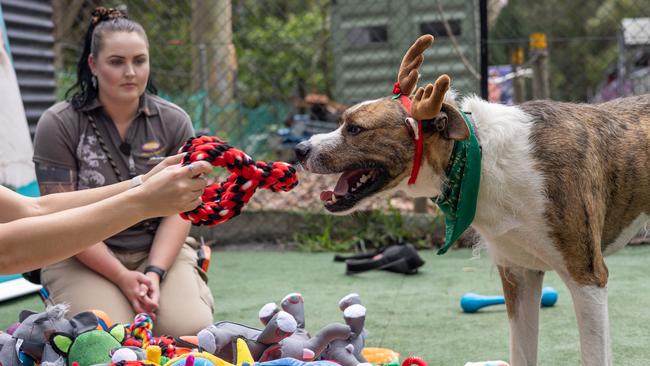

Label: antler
[396,34,434,96]
[411,74,450,120]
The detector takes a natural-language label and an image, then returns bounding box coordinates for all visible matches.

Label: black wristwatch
[143,265,167,282]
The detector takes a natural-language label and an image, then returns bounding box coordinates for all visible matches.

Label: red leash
[179,136,299,226]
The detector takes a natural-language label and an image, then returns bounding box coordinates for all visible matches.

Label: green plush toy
[50,323,127,366]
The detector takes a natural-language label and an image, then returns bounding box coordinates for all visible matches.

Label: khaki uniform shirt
[33,93,195,251]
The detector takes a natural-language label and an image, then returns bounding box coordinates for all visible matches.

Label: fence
[39,0,650,156]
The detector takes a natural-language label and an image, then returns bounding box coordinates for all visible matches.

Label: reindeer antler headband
[392,34,451,184]
[393,36,482,256]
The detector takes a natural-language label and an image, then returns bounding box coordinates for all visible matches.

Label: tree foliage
[233,0,332,106]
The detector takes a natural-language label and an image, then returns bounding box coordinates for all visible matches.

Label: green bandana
[432,111,482,255]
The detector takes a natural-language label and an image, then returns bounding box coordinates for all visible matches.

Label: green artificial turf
[2,246,650,365]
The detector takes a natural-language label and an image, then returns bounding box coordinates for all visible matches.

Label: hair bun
[91,7,125,26]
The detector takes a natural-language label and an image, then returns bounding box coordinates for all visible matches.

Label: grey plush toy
[0,304,98,366]
[320,294,369,366]
[198,293,370,366]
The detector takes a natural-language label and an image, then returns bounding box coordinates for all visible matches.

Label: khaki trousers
[41,239,214,336]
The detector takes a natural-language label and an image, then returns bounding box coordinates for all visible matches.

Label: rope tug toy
[179,135,299,226]
[128,313,154,349]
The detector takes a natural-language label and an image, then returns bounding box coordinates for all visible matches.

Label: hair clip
[90,7,125,26]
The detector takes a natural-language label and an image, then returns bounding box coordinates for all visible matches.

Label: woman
[32,7,214,336]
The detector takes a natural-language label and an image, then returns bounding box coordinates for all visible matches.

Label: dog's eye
[346,125,364,136]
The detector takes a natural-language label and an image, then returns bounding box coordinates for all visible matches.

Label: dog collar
[392,83,423,185]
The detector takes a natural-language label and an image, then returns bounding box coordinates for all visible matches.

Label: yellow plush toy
[165,339,254,366]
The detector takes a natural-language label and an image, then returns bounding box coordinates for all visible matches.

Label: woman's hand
[143,271,161,316]
[115,269,158,316]
[142,154,183,182]
[133,160,212,218]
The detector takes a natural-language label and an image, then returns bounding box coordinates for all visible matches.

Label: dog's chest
[473,196,562,271]
[470,157,562,270]
[476,225,560,271]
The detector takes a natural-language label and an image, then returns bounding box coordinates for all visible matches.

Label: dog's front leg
[497,264,545,366]
[561,278,612,366]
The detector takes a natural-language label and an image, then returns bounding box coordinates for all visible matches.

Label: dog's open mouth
[320,166,388,212]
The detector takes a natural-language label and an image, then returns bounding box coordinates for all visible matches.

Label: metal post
[511,47,526,104]
[414,198,428,213]
[530,32,549,100]
[616,29,626,98]
[479,0,488,100]
[199,44,209,133]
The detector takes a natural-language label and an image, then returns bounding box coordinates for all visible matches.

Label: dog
[294,34,650,366]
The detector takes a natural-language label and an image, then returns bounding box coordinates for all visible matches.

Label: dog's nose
[294,142,312,162]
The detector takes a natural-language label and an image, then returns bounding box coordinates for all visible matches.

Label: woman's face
[89,31,149,105]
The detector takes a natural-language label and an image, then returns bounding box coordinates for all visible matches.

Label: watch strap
[143,265,167,281]
[130,174,144,189]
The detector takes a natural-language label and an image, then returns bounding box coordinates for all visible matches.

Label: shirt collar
[80,93,159,117]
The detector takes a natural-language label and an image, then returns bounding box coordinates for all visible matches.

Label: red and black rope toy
[179,135,299,226]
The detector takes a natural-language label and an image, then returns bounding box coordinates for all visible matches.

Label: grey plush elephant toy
[0,304,98,366]
[198,293,370,366]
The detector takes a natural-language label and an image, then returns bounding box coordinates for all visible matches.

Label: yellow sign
[530,33,547,49]
[511,47,525,65]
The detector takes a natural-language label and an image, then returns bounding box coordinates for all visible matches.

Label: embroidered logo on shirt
[141,140,161,152]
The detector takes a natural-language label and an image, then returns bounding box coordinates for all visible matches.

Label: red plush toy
[178,136,299,226]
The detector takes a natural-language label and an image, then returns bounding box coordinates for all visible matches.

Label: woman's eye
[347,125,363,135]
[109,59,123,66]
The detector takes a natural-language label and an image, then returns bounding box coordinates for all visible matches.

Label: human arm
[75,242,157,315]
[75,215,191,315]
[22,154,184,219]
[141,215,192,312]
[0,162,211,275]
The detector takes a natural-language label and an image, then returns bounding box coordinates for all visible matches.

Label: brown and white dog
[294,34,650,366]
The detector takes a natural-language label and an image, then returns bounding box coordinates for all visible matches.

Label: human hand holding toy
[178,136,299,226]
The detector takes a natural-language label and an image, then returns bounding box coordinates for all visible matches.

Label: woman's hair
[66,7,157,109]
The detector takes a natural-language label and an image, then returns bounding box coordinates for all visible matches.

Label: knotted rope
[179,136,299,226]
[127,313,153,349]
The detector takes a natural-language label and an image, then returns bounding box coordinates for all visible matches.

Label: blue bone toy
[460,287,558,313]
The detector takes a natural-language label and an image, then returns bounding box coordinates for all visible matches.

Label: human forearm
[33,179,133,216]
[0,160,211,275]
[31,154,185,217]
[75,242,128,281]
[75,235,158,315]
[147,215,191,270]
[0,188,151,274]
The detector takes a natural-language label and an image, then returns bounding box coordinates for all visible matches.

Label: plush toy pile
[0,295,419,366]
[196,293,368,366]
[0,297,510,366]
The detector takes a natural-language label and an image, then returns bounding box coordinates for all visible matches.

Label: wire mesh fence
[49,0,650,158]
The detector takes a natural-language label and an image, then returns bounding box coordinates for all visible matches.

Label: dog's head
[295,34,470,214]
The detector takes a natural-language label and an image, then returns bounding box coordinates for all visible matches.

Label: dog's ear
[424,103,469,141]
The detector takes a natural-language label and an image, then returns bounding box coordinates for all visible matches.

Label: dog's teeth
[355,182,362,188]
[331,195,337,203]
[360,175,369,183]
